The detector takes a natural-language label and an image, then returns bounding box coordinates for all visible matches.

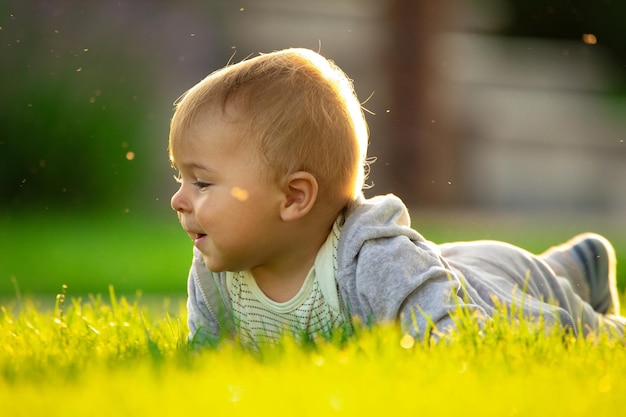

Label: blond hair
[169,48,369,207]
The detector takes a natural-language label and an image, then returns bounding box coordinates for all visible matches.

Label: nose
[171,185,191,213]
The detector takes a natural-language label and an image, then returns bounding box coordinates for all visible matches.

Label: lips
[184,229,206,242]
[189,232,206,241]
[190,232,207,249]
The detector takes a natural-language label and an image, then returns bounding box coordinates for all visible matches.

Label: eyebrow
[174,160,216,175]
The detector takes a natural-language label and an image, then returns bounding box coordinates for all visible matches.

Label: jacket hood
[340,194,426,262]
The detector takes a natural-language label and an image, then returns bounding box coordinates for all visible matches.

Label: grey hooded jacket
[186,194,623,343]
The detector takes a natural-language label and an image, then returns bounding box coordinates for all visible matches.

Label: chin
[201,253,249,274]
[201,255,222,272]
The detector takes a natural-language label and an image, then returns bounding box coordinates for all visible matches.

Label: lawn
[1,288,626,416]
[0,209,191,297]
[1,209,626,416]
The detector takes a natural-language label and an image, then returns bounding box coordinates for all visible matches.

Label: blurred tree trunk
[385,0,458,207]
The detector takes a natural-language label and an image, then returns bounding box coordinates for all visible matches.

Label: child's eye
[193,181,211,190]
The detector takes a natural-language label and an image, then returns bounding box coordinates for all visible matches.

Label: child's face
[170,110,286,273]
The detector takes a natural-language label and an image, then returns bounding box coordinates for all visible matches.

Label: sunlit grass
[2,288,626,416]
[2,212,625,415]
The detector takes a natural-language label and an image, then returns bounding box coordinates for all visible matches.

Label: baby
[169,48,624,345]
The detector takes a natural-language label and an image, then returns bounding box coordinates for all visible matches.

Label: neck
[250,217,335,303]
[251,259,314,303]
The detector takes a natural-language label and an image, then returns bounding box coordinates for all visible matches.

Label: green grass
[2,210,626,415]
[2,289,626,416]
[0,210,191,296]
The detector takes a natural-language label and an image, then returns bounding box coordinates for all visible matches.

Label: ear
[280,171,318,222]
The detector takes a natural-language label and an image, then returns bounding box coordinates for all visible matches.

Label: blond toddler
[169,48,624,345]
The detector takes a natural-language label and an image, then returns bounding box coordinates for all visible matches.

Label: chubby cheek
[194,209,211,230]
[197,191,257,233]
[194,200,222,229]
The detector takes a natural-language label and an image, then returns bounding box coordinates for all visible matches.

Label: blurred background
[1,0,625,299]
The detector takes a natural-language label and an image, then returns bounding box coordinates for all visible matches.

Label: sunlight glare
[231,186,249,201]
[312,355,325,366]
[228,385,243,402]
[400,333,415,349]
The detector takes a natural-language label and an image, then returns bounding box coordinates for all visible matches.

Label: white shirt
[226,218,345,344]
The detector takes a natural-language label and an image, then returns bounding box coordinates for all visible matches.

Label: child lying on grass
[168,48,625,345]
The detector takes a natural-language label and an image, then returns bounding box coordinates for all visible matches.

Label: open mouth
[187,231,207,242]
[191,233,207,249]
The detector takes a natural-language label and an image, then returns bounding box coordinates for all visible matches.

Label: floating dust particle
[231,186,249,201]
[582,34,597,45]
[125,151,135,161]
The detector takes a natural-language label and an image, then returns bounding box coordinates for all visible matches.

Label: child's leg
[540,233,619,315]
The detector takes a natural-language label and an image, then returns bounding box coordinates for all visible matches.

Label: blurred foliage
[0,2,155,210]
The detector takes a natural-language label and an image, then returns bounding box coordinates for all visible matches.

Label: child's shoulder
[340,193,423,250]
[345,193,411,227]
